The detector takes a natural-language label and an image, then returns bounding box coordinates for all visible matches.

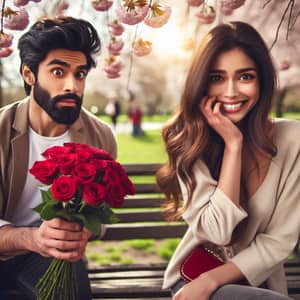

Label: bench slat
[134,183,161,193]
[103,224,187,240]
[122,197,165,208]
[124,163,162,175]
[115,211,167,223]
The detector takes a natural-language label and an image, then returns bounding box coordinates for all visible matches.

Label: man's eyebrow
[47,59,70,67]
[47,59,88,70]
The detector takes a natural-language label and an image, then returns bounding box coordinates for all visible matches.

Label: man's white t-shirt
[11,127,70,226]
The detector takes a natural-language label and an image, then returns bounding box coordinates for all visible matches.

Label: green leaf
[33,202,46,214]
[40,202,62,220]
[82,213,102,236]
[41,189,52,203]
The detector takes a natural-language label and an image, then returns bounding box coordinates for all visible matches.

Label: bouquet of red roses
[29,142,135,300]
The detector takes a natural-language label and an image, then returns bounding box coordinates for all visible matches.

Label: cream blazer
[163,119,300,295]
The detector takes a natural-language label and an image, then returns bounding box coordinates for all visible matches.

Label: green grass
[125,239,155,251]
[99,113,171,124]
[116,130,167,163]
[157,238,181,260]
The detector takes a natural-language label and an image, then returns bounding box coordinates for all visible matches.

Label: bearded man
[0,16,116,300]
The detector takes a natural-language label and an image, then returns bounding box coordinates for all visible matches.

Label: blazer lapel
[6,100,29,220]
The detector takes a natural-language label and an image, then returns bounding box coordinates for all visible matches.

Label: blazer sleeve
[179,160,247,246]
[231,153,300,287]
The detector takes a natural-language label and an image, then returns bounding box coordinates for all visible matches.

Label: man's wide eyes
[52,68,64,76]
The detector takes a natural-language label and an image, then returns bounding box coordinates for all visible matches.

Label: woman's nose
[224,79,238,98]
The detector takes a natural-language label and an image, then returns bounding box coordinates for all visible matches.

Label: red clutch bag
[180,245,224,282]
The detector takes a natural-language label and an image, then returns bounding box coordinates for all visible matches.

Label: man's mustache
[52,93,82,105]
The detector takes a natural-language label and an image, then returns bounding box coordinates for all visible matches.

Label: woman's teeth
[222,102,244,112]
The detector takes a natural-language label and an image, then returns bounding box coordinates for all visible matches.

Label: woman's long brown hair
[156,22,277,221]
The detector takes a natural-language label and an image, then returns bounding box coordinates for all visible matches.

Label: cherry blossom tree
[0,0,299,113]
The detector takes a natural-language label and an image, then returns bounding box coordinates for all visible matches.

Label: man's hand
[32,218,92,262]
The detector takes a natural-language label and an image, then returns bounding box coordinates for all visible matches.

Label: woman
[156,21,300,300]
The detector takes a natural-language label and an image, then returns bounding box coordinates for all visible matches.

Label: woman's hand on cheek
[173,273,218,300]
[200,96,243,147]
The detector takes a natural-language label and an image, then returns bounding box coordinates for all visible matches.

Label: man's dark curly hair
[18,16,101,95]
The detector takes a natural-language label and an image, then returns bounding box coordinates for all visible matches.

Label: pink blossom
[115,0,149,25]
[187,0,203,6]
[279,60,291,71]
[107,37,124,56]
[0,48,13,58]
[108,20,125,36]
[54,0,69,16]
[132,38,152,56]
[104,56,122,78]
[13,0,29,6]
[221,6,233,15]
[4,8,30,31]
[0,32,13,48]
[144,3,171,28]
[92,0,113,11]
[195,5,216,24]
[221,0,246,10]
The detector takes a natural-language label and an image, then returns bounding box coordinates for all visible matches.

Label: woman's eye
[209,74,223,82]
[52,68,64,76]
[240,73,255,80]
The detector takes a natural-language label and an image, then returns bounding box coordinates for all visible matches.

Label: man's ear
[22,64,36,86]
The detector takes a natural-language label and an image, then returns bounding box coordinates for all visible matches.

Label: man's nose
[63,75,79,93]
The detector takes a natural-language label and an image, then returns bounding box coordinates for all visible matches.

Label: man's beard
[33,81,82,125]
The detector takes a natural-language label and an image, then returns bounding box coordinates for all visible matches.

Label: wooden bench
[1,163,300,299]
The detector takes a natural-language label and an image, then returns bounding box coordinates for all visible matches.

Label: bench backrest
[103,163,299,259]
[102,163,188,240]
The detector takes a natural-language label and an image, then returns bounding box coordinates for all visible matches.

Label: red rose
[110,161,135,195]
[89,159,108,172]
[76,149,94,163]
[51,176,78,202]
[29,160,58,184]
[102,167,122,187]
[42,145,72,159]
[105,183,125,208]
[64,143,113,161]
[120,172,136,195]
[72,163,97,184]
[52,153,78,174]
[83,182,105,206]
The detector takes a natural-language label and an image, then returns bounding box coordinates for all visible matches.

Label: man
[0,17,116,299]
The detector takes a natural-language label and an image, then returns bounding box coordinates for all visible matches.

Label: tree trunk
[275,87,287,117]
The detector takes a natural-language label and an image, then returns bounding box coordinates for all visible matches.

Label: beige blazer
[0,98,117,224]
[163,119,300,295]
